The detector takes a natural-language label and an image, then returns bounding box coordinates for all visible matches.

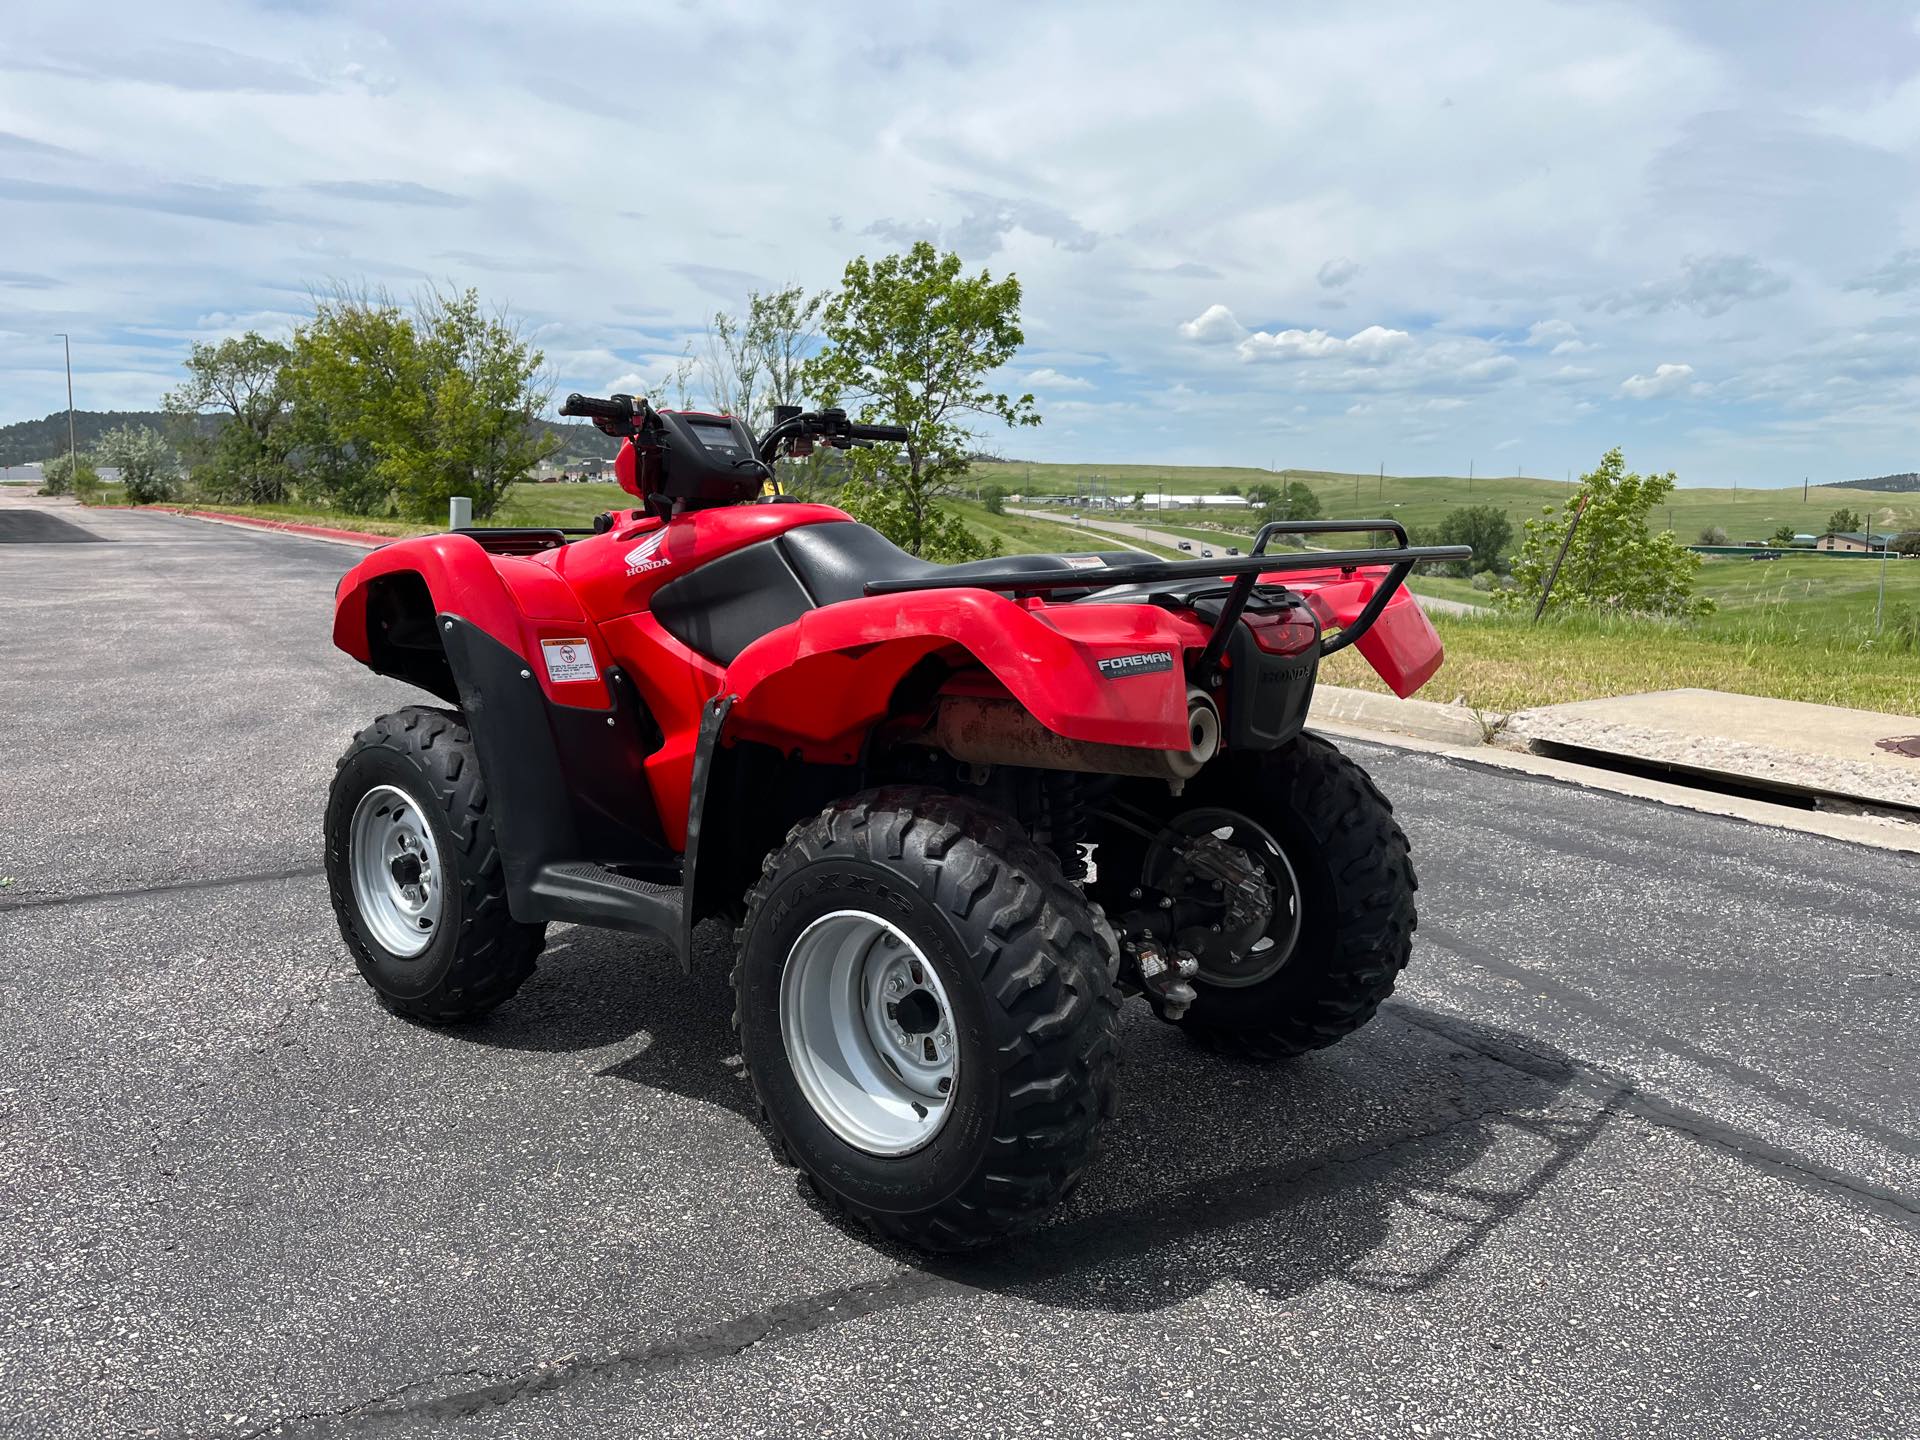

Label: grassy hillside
[971,460,1920,542]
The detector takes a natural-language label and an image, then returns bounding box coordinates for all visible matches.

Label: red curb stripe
[103,505,403,547]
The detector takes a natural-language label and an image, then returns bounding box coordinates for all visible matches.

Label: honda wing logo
[624,531,671,575]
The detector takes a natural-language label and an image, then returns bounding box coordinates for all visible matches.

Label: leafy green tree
[1437,504,1514,575]
[165,332,295,503]
[282,286,555,519]
[1130,489,1146,510]
[981,483,1008,516]
[1892,530,1920,556]
[1249,480,1320,525]
[1769,525,1796,547]
[38,452,100,497]
[95,425,177,505]
[1501,447,1708,618]
[807,242,1037,557]
[1826,506,1864,536]
[1697,525,1729,545]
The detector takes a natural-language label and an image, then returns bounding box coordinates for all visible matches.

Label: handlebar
[848,422,910,443]
[559,392,633,423]
[756,409,910,463]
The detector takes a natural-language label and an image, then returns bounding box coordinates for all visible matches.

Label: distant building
[1815,531,1894,553]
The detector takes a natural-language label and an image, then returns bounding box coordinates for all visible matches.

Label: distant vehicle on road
[1227,547,1241,555]
[1178,540,1192,551]
[1749,550,1783,561]
[1202,548,1214,558]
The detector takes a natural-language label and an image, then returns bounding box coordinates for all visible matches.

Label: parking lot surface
[1,504,1914,1438]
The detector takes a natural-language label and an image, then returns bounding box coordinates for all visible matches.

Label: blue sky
[4,1,1920,486]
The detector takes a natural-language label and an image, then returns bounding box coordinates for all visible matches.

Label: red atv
[326,392,1468,1249]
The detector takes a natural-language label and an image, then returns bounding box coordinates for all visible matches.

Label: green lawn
[1323,608,1919,716]
[975,461,1920,546]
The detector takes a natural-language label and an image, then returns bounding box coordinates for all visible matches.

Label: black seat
[652,519,1136,665]
[780,520,1134,605]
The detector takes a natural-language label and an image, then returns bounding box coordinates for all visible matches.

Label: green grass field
[973,460,1920,544]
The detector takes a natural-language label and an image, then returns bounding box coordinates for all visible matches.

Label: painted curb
[1307,684,1490,746]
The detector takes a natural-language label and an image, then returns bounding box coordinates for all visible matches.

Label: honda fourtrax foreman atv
[325,392,1470,1250]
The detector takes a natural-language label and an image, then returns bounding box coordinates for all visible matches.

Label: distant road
[1014,507,1486,616]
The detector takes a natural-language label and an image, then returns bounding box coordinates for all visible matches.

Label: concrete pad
[1507,688,1920,812]
[1308,683,1489,746]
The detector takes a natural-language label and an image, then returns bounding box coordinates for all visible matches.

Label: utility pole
[54,333,76,486]
[1877,509,1893,634]
[1378,461,1384,502]
[1468,458,1473,494]
[1802,476,1808,503]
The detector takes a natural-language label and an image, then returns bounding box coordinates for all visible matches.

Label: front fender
[333,534,613,710]
[722,590,1213,763]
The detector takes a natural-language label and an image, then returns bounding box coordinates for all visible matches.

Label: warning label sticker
[1062,555,1108,570]
[540,638,598,684]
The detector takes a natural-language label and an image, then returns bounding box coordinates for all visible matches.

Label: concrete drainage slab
[1504,688,1920,815]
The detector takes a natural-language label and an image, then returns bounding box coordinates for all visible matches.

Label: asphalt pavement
[1,500,1915,1439]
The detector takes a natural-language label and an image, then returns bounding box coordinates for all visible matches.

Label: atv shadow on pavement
[459,922,1600,1314]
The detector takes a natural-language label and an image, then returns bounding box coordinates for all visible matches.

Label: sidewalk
[1504,689,1920,813]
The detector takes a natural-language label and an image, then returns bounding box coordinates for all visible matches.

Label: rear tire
[733,787,1120,1251]
[1107,733,1416,1060]
[325,706,545,1023]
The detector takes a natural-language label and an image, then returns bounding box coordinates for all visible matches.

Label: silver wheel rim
[779,910,958,1156]
[348,784,444,958]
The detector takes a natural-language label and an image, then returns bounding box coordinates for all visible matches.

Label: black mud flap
[437,616,682,948]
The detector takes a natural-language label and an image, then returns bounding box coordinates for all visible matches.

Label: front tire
[325,706,545,1023]
[734,787,1119,1251]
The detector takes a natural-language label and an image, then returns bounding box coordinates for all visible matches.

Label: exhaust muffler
[931,691,1219,781]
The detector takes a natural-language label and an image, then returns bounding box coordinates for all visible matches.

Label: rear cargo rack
[864,519,1471,669]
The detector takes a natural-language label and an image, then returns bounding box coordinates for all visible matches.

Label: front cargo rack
[864,519,1472,668]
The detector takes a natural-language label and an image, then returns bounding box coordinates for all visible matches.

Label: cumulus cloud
[1236,324,1410,363]
[1619,363,1696,398]
[1526,319,1578,346]
[1316,257,1360,290]
[1177,304,1245,343]
[1025,366,1093,390]
[1598,254,1789,318]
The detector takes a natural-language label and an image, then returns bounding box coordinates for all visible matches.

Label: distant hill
[0,409,618,469]
[0,410,220,467]
[1830,472,1920,493]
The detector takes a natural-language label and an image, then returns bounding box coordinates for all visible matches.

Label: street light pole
[54,333,76,485]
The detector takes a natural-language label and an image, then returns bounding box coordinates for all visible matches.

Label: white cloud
[1526,318,1579,346]
[1236,324,1411,363]
[1177,304,1244,343]
[1619,363,1696,399]
[1025,366,1094,390]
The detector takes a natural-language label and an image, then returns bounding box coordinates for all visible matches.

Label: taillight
[1243,606,1318,656]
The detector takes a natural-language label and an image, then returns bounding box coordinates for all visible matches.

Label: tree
[1827,506,1865,536]
[1130,490,1147,510]
[752,284,822,418]
[281,286,555,519]
[1697,525,1729,545]
[95,425,177,504]
[981,483,1008,516]
[1436,504,1515,575]
[1892,530,1920,556]
[38,452,100,498]
[806,242,1037,558]
[1500,447,1709,618]
[700,308,763,428]
[1769,525,1796,547]
[165,332,295,504]
[1249,480,1320,525]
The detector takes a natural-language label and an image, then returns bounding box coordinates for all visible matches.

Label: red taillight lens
[1243,606,1319,656]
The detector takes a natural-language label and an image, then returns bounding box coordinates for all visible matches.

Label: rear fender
[720,590,1213,763]
[1287,567,1445,698]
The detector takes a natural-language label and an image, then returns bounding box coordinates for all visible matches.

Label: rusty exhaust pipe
[931,691,1219,781]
